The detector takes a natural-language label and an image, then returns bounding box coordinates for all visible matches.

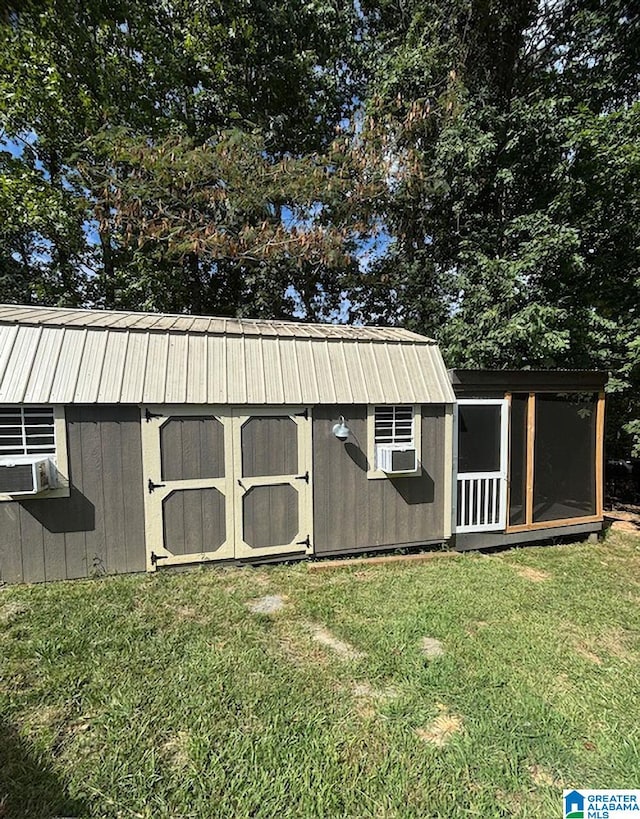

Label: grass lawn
[1,531,640,818]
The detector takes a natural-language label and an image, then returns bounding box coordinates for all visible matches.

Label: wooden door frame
[232,406,313,559]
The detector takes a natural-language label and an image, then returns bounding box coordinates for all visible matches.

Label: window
[374,405,414,445]
[0,406,69,499]
[367,405,420,478]
[0,407,56,455]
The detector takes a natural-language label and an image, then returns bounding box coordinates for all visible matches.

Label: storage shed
[0,304,455,584]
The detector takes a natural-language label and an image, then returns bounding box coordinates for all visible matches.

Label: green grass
[1,531,640,818]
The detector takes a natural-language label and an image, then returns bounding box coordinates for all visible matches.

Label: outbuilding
[0,306,607,585]
[0,304,455,584]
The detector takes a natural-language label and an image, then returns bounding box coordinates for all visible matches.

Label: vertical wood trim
[224,410,236,560]
[231,411,243,554]
[366,405,376,474]
[452,403,459,533]
[53,406,69,489]
[303,408,314,554]
[141,410,162,572]
[443,405,453,538]
[525,392,536,525]
[595,390,605,517]
[504,392,512,528]
[498,397,509,529]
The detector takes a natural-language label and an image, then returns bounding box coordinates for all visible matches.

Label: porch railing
[456,473,505,532]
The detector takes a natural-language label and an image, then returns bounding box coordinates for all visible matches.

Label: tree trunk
[99,228,116,306]
[188,253,202,313]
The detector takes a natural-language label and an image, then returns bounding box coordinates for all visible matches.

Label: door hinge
[145,408,163,422]
[296,534,311,549]
[150,551,169,566]
[295,408,309,419]
[148,478,166,493]
[295,471,309,483]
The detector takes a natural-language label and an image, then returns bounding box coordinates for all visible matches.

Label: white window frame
[0,405,70,501]
[366,404,421,479]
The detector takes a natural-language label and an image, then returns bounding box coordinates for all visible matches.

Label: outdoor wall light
[332,415,351,441]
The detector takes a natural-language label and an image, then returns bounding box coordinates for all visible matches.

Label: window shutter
[0,407,56,455]
[374,406,414,445]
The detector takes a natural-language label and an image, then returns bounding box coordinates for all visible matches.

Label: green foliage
[358,0,640,455]
[0,0,362,316]
[0,150,87,304]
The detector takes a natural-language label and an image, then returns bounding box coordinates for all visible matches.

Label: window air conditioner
[0,455,55,495]
[375,445,418,474]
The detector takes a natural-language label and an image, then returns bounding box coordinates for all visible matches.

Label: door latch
[148,478,166,493]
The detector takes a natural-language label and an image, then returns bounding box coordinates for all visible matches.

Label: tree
[79,126,383,317]
[2,0,640,456]
[0,0,363,314]
[355,0,640,454]
[0,148,87,304]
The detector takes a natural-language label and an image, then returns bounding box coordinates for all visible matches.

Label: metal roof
[0,304,430,342]
[0,305,455,405]
[450,369,608,393]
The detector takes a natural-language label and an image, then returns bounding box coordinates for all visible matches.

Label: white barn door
[454,399,508,533]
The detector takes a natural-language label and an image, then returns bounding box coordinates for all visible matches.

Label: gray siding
[160,415,224,481]
[0,406,145,584]
[242,484,299,549]
[162,487,226,555]
[241,416,298,477]
[312,405,447,554]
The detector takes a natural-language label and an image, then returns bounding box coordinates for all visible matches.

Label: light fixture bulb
[332,416,350,441]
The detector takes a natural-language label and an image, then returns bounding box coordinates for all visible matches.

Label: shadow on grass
[0,721,86,819]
